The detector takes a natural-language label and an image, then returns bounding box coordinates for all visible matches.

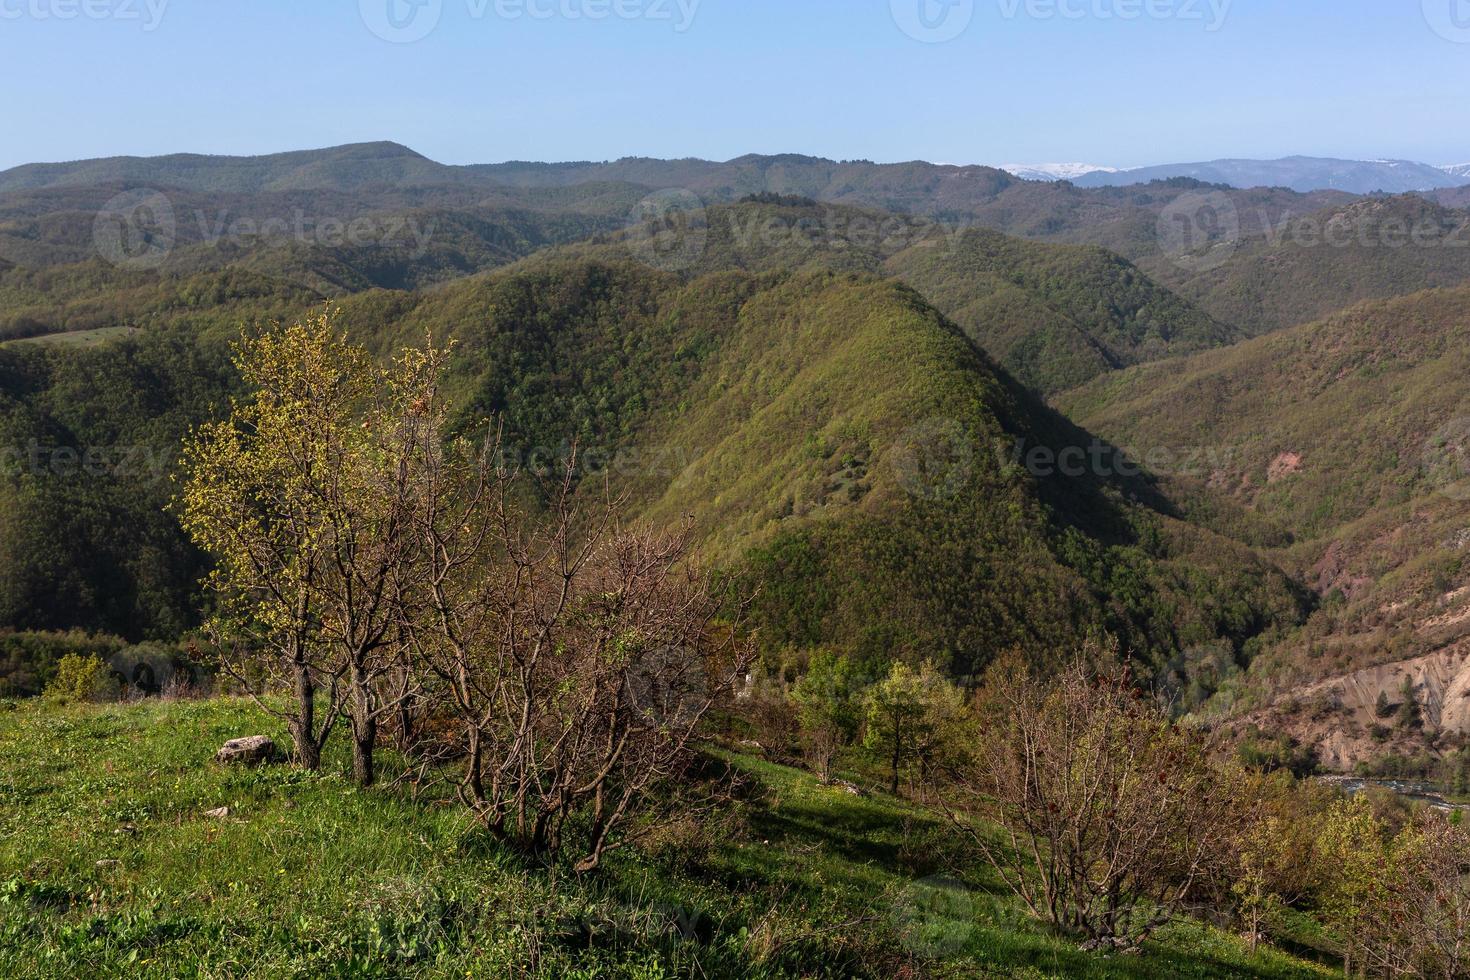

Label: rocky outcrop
[214,736,277,766]
[1243,642,1470,770]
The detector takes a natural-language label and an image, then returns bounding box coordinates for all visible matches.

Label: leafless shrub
[940,645,1233,950]
[394,361,755,871]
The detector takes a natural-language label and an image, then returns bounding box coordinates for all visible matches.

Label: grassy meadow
[0,697,1336,979]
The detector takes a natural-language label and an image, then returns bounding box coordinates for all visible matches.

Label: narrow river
[1317,775,1470,812]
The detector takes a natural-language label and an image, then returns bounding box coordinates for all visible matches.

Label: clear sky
[3,0,1469,172]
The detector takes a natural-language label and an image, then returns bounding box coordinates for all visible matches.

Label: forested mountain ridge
[1059,284,1470,765]
[1144,194,1470,336]
[7,143,1468,774]
[0,233,1305,686]
[546,196,1237,393]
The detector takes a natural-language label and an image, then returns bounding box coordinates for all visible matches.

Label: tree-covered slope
[1144,195,1470,335]
[887,225,1237,393]
[1057,285,1470,760]
[551,196,1236,394]
[319,254,1304,675]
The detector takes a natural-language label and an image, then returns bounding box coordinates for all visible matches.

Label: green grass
[0,326,137,348]
[0,697,1335,978]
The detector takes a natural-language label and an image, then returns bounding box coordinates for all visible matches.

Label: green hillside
[0,244,1302,679]
[0,697,1334,979]
[1058,284,1470,720]
[1145,195,1470,335]
[550,196,1236,394]
[887,225,1236,393]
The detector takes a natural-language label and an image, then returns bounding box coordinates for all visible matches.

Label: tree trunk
[891,727,902,795]
[352,718,376,787]
[291,665,321,770]
[350,671,376,787]
[465,724,485,805]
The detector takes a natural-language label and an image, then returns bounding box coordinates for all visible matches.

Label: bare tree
[940,646,1232,950]
[392,360,755,870]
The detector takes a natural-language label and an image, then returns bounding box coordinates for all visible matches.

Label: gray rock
[203,806,231,819]
[214,736,276,766]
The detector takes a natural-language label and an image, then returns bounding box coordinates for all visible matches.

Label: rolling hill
[1058,285,1470,767]
[1143,195,1470,335]
[1076,156,1466,194]
[0,233,1304,681]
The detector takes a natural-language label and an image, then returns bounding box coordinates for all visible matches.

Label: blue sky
[2,0,1469,171]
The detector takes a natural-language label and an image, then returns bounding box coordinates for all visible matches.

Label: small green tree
[178,312,424,784]
[1227,772,1333,952]
[1316,795,1388,976]
[790,650,862,781]
[862,660,965,796]
[1396,677,1422,730]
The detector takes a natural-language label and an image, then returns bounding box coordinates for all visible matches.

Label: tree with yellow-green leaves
[176,311,428,785]
[862,660,967,796]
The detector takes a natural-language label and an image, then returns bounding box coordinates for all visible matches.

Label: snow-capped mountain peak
[999,162,1117,182]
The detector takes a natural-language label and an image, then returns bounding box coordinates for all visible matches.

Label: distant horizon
[4,140,1469,174]
[3,1,1468,174]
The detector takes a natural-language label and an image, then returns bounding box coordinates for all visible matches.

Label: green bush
[0,630,126,697]
[42,653,118,704]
